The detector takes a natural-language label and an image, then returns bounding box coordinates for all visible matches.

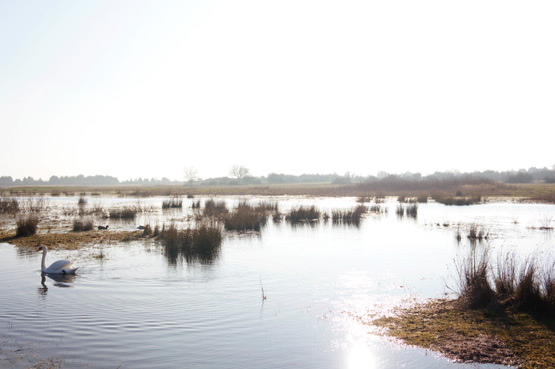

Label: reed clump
[396,204,405,217]
[285,205,321,223]
[456,247,555,315]
[203,199,228,217]
[73,218,94,232]
[106,207,138,219]
[16,215,39,237]
[406,203,418,217]
[0,197,20,214]
[224,202,270,232]
[467,224,489,241]
[162,197,183,209]
[435,196,482,206]
[331,205,367,224]
[160,223,222,263]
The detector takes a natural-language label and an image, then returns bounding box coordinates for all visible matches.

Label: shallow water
[1,196,553,368]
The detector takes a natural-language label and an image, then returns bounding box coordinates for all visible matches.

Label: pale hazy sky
[1,0,554,181]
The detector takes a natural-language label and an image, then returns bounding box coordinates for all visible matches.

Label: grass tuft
[73,218,94,232]
[285,205,321,223]
[160,223,222,263]
[16,215,39,237]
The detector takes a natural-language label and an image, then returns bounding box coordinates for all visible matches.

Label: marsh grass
[467,224,489,241]
[0,197,20,214]
[160,223,222,263]
[106,207,138,220]
[73,218,94,232]
[162,197,183,209]
[224,202,269,232]
[356,196,372,203]
[16,215,39,237]
[417,195,428,203]
[285,205,321,223]
[435,196,482,206]
[455,245,497,309]
[203,199,228,217]
[141,224,152,236]
[78,197,87,207]
[406,203,418,218]
[456,247,555,315]
[23,197,49,213]
[331,205,367,225]
[396,204,405,217]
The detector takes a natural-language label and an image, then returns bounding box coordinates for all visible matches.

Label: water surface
[1,196,553,368]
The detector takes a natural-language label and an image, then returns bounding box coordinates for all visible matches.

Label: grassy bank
[372,246,555,368]
[0,229,143,250]
[1,182,555,202]
[373,298,555,368]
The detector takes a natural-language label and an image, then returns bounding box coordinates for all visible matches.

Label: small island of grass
[372,247,555,368]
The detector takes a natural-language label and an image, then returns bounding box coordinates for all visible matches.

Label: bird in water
[36,246,78,274]
[98,225,109,230]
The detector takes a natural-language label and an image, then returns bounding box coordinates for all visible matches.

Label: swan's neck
[41,249,47,271]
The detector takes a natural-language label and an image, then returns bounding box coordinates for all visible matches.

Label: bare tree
[229,165,250,179]
[183,166,198,186]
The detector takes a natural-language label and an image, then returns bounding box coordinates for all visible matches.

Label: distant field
[1,182,555,202]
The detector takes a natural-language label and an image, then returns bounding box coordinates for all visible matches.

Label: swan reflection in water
[38,272,77,295]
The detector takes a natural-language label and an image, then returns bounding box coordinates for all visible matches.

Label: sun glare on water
[347,339,377,369]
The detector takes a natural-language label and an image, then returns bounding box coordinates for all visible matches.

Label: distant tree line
[1,166,554,187]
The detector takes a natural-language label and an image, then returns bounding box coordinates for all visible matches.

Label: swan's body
[37,246,78,274]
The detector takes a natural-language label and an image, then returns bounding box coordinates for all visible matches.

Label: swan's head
[37,246,47,252]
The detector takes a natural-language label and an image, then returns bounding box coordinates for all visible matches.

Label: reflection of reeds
[285,206,321,223]
[16,215,39,237]
[160,223,222,263]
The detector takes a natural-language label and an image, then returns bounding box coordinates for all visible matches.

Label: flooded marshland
[1,195,554,368]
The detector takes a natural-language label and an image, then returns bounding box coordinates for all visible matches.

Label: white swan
[37,246,78,274]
